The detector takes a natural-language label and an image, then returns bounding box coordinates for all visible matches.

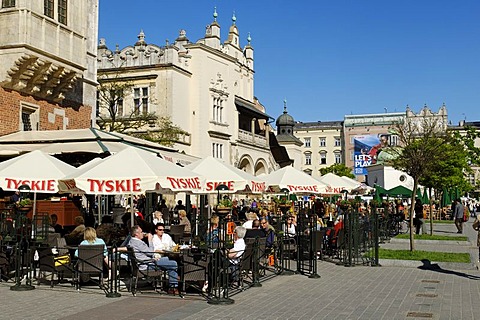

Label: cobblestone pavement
[1,219,479,320]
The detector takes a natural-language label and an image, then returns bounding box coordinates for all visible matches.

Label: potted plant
[17,198,32,213]
[218,198,233,208]
[275,196,292,207]
[216,197,232,214]
[18,198,32,208]
[339,199,351,211]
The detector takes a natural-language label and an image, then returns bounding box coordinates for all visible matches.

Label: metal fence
[0,204,391,303]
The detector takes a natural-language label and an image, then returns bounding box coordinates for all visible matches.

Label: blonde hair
[178,209,187,218]
[84,227,97,243]
[211,215,219,226]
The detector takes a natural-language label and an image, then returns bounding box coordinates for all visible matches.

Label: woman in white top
[152,210,164,225]
[284,215,296,238]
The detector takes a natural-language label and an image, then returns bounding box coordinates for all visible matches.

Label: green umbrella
[374,184,388,197]
[441,188,451,207]
[454,187,460,201]
[385,185,413,198]
[422,188,429,205]
[416,188,423,200]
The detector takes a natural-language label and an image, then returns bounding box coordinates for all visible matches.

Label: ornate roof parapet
[1,54,80,102]
[97,33,183,69]
[97,10,253,71]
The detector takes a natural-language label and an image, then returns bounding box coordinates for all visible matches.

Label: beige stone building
[96,11,282,174]
[0,0,98,135]
[293,119,343,179]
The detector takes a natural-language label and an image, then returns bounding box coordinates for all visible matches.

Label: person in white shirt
[242,212,258,229]
[228,226,246,283]
[152,210,164,225]
[152,223,176,254]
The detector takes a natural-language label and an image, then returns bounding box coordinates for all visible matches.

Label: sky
[98,0,480,126]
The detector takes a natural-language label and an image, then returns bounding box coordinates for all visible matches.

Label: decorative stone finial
[213,7,218,21]
[115,44,120,53]
[232,12,236,25]
[138,30,145,42]
[283,99,287,113]
[247,32,251,45]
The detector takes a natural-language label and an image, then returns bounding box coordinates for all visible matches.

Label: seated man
[50,214,64,236]
[260,218,275,249]
[245,219,266,239]
[128,225,179,294]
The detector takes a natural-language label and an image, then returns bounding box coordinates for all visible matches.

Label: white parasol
[186,156,266,194]
[263,166,328,194]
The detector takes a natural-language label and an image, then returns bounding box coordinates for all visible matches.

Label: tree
[320,163,355,178]
[387,115,447,251]
[131,116,187,148]
[419,133,472,235]
[96,72,186,147]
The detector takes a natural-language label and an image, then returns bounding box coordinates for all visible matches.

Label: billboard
[353,134,389,175]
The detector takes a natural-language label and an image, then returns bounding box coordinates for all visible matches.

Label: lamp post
[11,184,35,291]
[207,183,234,305]
[215,184,230,215]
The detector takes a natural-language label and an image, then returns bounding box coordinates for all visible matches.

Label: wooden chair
[75,244,105,290]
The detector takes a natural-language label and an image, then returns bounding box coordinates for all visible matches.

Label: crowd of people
[7,190,480,296]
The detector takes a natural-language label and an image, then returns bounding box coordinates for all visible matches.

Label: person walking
[454,198,464,234]
[414,198,425,235]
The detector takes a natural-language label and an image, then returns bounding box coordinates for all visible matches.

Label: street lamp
[215,184,230,206]
[18,184,31,200]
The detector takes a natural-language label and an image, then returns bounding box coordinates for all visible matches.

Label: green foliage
[319,163,355,178]
[419,131,473,197]
[219,198,233,207]
[273,196,294,206]
[388,115,451,250]
[18,198,32,207]
[132,116,187,148]
[453,125,480,166]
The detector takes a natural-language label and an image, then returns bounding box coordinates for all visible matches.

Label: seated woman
[75,227,109,265]
[178,209,191,234]
[205,215,220,245]
[283,215,296,238]
[152,209,164,225]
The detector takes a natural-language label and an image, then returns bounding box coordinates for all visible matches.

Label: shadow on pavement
[418,259,480,280]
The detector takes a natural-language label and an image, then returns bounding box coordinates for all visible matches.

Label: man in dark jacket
[454,199,465,234]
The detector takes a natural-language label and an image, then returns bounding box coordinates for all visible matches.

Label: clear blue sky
[99,0,480,125]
